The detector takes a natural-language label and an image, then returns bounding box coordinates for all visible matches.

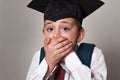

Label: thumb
[44,38,51,47]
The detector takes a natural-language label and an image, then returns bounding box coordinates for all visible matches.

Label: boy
[26,0,107,80]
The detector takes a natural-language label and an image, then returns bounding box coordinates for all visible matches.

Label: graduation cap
[27,0,104,24]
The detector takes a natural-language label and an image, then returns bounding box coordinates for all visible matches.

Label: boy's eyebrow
[60,21,72,25]
[44,21,53,26]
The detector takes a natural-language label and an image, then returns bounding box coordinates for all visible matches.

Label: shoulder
[91,47,105,64]
[93,47,104,58]
[34,50,40,58]
[31,50,41,63]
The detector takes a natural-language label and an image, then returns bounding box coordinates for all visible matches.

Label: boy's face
[43,18,84,49]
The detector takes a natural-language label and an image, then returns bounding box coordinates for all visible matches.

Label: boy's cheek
[44,34,53,41]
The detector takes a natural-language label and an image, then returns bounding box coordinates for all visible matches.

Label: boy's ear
[77,28,85,43]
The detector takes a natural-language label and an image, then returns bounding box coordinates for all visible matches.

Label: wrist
[45,57,56,71]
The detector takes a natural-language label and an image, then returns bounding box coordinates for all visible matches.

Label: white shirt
[26,47,107,80]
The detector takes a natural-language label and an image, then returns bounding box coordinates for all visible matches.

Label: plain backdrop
[0,0,120,80]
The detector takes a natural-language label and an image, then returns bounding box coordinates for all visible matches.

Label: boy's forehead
[44,18,76,24]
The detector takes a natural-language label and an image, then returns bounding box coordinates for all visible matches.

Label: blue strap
[77,43,95,68]
[39,43,95,68]
[39,47,45,64]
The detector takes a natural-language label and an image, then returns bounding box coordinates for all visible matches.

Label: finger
[57,46,73,59]
[52,37,67,46]
[54,39,71,50]
[56,42,73,55]
[44,38,51,47]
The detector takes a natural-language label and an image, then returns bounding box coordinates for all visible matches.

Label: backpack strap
[77,43,95,68]
[39,43,95,68]
[39,47,45,64]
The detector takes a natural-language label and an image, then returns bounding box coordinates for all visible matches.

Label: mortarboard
[27,0,104,24]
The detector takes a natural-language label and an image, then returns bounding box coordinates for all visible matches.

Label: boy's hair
[74,19,82,31]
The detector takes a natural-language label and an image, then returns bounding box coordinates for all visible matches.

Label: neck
[74,44,79,53]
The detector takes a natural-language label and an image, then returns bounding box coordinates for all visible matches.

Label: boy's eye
[46,28,54,32]
[62,27,70,31]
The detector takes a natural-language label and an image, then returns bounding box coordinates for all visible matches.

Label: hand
[44,37,73,68]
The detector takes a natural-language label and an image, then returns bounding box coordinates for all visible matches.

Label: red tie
[54,65,65,80]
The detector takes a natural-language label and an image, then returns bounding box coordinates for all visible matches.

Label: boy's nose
[53,30,61,38]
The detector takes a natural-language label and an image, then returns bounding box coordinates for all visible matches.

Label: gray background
[0,0,120,80]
